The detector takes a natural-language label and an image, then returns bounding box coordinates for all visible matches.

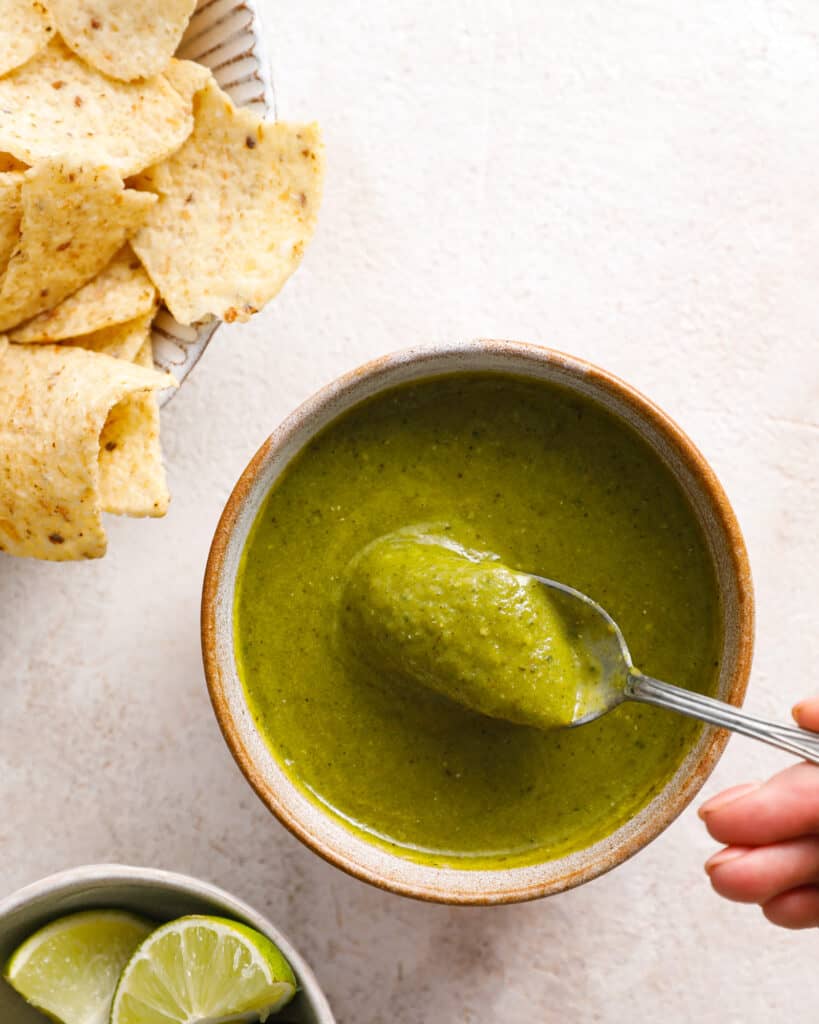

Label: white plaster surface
[3,1,819,1020]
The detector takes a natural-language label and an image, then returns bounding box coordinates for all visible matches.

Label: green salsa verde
[235,373,722,869]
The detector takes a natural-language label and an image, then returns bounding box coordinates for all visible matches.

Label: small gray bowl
[0,864,335,1024]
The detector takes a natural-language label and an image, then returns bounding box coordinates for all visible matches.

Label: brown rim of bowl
[201,340,755,904]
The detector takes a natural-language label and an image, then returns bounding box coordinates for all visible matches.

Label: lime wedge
[110,915,297,1024]
[4,909,154,1024]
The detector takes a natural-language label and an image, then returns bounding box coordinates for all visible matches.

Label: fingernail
[698,782,762,818]
[793,702,806,718]
[705,846,752,874]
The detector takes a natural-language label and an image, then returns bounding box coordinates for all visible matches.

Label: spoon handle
[627,673,819,766]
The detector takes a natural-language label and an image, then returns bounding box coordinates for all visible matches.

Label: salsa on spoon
[342,525,819,764]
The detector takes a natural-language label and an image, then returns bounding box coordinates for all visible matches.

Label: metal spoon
[538,575,819,764]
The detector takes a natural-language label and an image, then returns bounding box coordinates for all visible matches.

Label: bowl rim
[0,863,335,1023]
[202,339,755,904]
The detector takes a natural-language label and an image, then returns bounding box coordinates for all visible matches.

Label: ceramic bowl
[155,0,274,402]
[0,864,335,1024]
[202,340,755,904]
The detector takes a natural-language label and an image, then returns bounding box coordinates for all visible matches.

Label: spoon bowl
[535,575,819,764]
[530,576,632,725]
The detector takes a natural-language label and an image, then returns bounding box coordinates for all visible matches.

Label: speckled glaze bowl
[202,341,754,904]
[0,865,335,1024]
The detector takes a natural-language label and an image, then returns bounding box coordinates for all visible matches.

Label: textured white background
[3,1,819,1020]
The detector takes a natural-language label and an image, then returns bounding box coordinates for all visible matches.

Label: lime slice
[110,915,297,1024]
[4,909,154,1024]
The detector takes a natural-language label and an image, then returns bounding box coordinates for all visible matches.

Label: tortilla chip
[98,338,169,517]
[0,172,24,273]
[47,0,197,81]
[162,58,211,105]
[0,337,174,560]
[62,305,157,363]
[0,0,54,76]
[0,160,156,333]
[10,246,156,342]
[132,78,324,325]
[0,38,199,177]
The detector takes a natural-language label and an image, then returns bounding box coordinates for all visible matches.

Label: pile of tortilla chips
[0,1,324,561]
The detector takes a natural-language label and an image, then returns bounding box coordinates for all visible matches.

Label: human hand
[699,697,819,929]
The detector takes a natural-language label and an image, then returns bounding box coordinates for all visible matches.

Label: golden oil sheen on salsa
[234,373,722,869]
